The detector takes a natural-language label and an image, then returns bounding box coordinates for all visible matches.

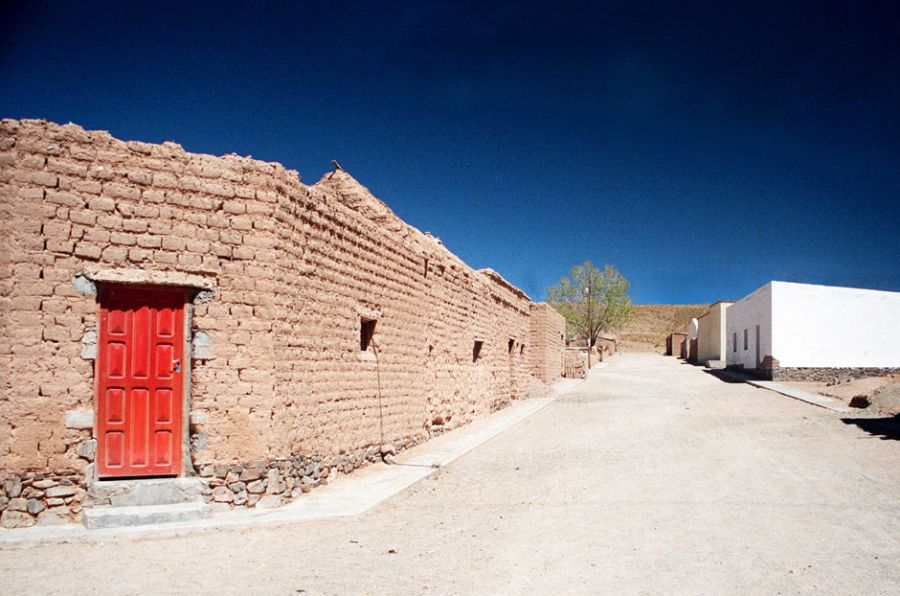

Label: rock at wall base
[1,510,35,529]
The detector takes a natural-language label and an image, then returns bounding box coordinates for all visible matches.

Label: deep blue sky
[2,1,899,303]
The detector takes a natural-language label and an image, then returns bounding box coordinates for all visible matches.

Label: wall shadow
[840,415,900,441]
[702,369,749,384]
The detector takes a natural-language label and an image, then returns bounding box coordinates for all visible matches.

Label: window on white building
[743,329,748,350]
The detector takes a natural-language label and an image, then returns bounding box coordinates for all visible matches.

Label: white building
[696,301,733,367]
[725,281,900,380]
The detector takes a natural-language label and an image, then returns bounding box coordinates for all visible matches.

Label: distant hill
[616,304,709,352]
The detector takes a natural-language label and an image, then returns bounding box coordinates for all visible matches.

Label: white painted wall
[697,301,732,362]
[771,281,900,367]
[726,283,772,369]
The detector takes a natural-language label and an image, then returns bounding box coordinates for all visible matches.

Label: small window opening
[743,329,748,350]
[508,338,515,354]
[520,344,525,356]
[733,332,737,353]
[473,340,483,363]
[360,318,377,352]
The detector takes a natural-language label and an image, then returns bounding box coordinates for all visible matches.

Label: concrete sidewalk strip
[0,379,581,550]
[747,379,850,413]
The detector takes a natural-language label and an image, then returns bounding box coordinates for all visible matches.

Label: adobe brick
[97,214,123,230]
[109,232,136,246]
[232,246,255,260]
[229,216,253,231]
[136,235,161,248]
[47,158,88,177]
[21,154,47,169]
[101,246,128,261]
[185,238,210,253]
[103,183,140,201]
[148,220,172,235]
[44,191,82,208]
[90,165,115,180]
[20,187,45,200]
[152,172,178,188]
[246,202,275,216]
[73,243,101,260]
[133,204,159,218]
[153,251,178,265]
[45,239,75,254]
[88,196,116,212]
[69,210,97,226]
[73,180,102,195]
[122,219,148,233]
[142,189,166,203]
[84,228,111,244]
[127,247,150,262]
[178,253,203,267]
[42,221,72,239]
[219,230,242,245]
[222,200,246,214]
[69,145,96,162]
[161,236,185,250]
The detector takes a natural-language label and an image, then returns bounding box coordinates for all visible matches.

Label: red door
[96,285,186,478]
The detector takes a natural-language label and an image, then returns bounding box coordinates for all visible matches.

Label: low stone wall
[1,471,87,528]
[768,367,900,383]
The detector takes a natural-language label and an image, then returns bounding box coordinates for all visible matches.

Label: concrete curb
[746,379,850,413]
[0,376,588,550]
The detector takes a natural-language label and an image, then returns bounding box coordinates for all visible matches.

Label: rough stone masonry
[0,119,566,528]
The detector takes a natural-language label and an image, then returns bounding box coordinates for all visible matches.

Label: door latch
[172,359,181,373]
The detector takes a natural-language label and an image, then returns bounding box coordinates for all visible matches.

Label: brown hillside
[618,305,709,352]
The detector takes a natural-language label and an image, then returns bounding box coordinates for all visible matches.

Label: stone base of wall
[195,433,430,509]
[0,471,87,528]
[767,367,900,383]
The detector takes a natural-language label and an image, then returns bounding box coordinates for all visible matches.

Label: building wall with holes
[0,119,563,524]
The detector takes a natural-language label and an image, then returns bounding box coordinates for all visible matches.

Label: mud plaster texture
[0,119,565,525]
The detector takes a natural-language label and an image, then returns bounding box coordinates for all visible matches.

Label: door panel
[96,286,186,478]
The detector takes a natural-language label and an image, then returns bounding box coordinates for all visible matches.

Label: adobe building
[726,281,900,381]
[0,119,566,528]
[666,332,688,358]
[696,301,733,367]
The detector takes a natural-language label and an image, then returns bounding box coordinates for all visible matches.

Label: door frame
[93,282,192,480]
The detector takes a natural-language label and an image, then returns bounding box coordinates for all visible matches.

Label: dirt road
[3,353,898,595]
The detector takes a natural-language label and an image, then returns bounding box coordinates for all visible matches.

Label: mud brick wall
[529,303,565,383]
[0,119,561,522]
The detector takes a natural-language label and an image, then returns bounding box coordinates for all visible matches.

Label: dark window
[508,338,515,354]
[733,332,737,353]
[473,340,483,363]
[360,318,377,351]
[743,329,748,350]
[520,344,525,356]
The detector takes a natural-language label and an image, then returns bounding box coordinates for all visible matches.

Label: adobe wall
[0,119,556,526]
[528,303,565,383]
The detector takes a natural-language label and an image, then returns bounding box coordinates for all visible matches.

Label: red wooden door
[96,285,186,478]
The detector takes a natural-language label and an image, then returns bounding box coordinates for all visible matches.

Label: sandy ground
[2,353,899,595]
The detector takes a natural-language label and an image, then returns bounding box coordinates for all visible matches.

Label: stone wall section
[528,303,565,383]
[0,119,561,526]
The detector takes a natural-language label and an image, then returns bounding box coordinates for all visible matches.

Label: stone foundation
[0,471,87,528]
[767,367,900,383]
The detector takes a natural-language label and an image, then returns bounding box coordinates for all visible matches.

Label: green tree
[548,261,633,347]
